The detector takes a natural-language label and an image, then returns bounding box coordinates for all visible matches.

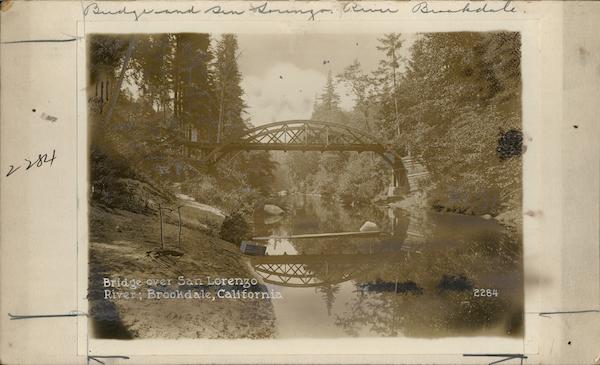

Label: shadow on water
[359,280,424,295]
[438,274,474,292]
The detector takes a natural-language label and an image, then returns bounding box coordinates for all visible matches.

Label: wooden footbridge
[183,120,428,192]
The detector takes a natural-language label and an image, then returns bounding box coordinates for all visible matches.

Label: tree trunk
[217,75,226,143]
[174,35,180,121]
[177,206,183,247]
[391,51,400,137]
[103,35,137,126]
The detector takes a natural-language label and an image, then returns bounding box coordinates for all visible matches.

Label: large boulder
[264,204,285,215]
[360,221,379,232]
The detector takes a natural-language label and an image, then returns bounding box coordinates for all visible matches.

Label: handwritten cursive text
[412,0,516,14]
[248,2,333,21]
[343,3,399,15]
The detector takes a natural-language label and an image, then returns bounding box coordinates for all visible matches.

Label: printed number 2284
[473,288,498,297]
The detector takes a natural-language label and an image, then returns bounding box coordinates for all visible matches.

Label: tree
[174,34,214,135]
[393,32,522,215]
[375,33,404,137]
[213,34,246,142]
[211,34,277,194]
[88,34,138,148]
[130,33,215,138]
[88,34,130,86]
[310,73,350,195]
[337,60,378,132]
[285,151,321,193]
[314,70,341,119]
[319,284,340,316]
[131,34,174,126]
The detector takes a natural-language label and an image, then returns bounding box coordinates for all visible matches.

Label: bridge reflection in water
[251,252,408,288]
[251,200,423,289]
[250,194,523,338]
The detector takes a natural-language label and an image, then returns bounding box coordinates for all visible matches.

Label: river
[252,194,523,338]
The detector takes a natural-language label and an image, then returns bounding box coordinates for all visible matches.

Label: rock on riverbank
[264,204,285,215]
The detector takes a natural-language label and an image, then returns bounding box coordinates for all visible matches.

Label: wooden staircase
[401,156,430,192]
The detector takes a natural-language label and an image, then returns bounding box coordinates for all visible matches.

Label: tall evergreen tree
[375,33,404,137]
[311,71,349,189]
[214,34,246,142]
[132,34,174,126]
[174,34,214,135]
[319,284,340,317]
[314,70,341,119]
[211,34,277,193]
[337,60,378,132]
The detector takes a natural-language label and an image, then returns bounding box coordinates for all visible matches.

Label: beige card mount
[1,1,599,364]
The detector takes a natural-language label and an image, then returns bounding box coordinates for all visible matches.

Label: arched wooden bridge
[184,120,430,192]
[249,253,390,288]
[252,262,362,288]
[248,251,423,288]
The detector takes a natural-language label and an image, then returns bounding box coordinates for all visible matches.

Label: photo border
[74,4,548,361]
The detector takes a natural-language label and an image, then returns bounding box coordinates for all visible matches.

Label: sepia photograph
[87,30,523,341]
[5,1,600,364]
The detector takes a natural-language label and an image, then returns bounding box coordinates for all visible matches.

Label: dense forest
[287,32,522,224]
[89,33,276,217]
[87,32,523,340]
[89,31,522,226]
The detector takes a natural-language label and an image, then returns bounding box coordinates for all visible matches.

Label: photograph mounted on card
[75,2,543,358]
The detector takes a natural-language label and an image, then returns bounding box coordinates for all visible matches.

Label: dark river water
[252,194,523,339]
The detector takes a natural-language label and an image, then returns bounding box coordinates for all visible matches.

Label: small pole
[158,204,164,250]
[394,265,400,293]
[177,206,183,247]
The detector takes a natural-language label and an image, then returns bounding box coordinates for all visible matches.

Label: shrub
[427,181,501,216]
[219,211,250,245]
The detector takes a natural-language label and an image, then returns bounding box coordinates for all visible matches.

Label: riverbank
[389,191,522,230]
[89,206,276,339]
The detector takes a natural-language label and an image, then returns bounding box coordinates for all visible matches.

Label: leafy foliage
[286,31,521,216]
[219,211,251,245]
[88,31,522,224]
[88,33,277,218]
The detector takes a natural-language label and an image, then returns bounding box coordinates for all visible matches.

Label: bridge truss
[184,120,409,189]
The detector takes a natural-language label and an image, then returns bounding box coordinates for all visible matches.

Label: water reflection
[252,194,523,338]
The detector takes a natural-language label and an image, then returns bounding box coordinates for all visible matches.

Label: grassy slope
[89,206,276,339]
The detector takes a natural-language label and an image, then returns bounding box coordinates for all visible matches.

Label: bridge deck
[186,142,386,153]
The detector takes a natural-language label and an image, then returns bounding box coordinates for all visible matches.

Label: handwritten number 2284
[6,149,57,177]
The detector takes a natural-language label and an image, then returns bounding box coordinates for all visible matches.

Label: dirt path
[88,207,276,339]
